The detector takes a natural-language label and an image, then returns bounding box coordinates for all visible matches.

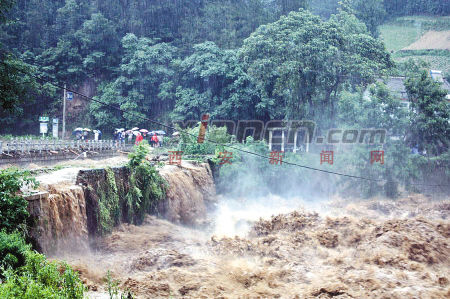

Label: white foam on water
[212,194,328,237]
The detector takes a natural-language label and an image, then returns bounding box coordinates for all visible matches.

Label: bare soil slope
[403,30,450,50]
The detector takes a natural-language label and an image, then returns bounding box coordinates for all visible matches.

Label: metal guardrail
[0,139,132,156]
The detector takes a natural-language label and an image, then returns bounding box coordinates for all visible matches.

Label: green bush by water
[0,231,30,277]
[97,167,122,234]
[0,233,85,298]
[127,142,167,225]
[0,168,38,233]
[178,124,230,156]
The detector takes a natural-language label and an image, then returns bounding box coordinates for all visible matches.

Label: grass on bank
[380,24,422,52]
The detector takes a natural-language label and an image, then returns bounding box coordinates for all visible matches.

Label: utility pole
[62,84,66,139]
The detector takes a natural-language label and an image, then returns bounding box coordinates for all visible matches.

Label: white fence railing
[0,139,132,155]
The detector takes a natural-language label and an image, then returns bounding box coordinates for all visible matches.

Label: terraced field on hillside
[380,16,450,74]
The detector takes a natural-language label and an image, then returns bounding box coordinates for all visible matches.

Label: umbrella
[172,132,180,136]
[117,128,125,132]
[139,129,149,133]
[73,128,83,131]
[131,127,139,131]
[133,131,141,136]
[125,130,133,134]
[83,128,91,132]
[155,130,166,135]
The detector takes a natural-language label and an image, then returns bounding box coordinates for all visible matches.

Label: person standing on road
[151,133,159,147]
[135,132,144,145]
[157,134,163,147]
[113,130,119,145]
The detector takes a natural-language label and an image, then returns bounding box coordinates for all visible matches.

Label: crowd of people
[73,128,102,141]
[113,128,165,147]
[72,127,165,147]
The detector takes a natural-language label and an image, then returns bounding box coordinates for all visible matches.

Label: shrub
[0,250,85,298]
[178,124,230,155]
[0,168,38,233]
[0,231,30,277]
[127,142,167,224]
[92,142,168,235]
[104,270,134,299]
[97,167,121,235]
[128,140,150,167]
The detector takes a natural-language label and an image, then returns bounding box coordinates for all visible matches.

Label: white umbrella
[117,128,125,132]
[133,131,141,136]
[172,132,180,136]
[74,128,83,131]
[131,127,139,131]
[139,129,149,133]
[83,128,91,132]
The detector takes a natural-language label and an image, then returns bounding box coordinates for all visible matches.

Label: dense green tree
[273,0,310,16]
[74,13,120,78]
[36,39,83,84]
[383,0,450,17]
[54,0,90,39]
[310,0,340,18]
[0,1,42,130]
[0,0,15,23]
[352,0,386,36]
[1,0,318,134]
[172,42,258,121]
[405,71,450,155]
[336,83,410,197]
[91,34,177,130]
[338,83,408,137]
[0,56,38,118]
[1,0,59,51]
[0,168,37,233]
[180,0,270,49]
[1,0,448,135]
[240,9,392,126]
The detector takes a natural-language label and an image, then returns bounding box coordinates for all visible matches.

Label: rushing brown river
[31,160,449,298]
[55,192,449,299]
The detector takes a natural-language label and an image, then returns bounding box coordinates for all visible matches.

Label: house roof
[376,77,408,100]
[430,70,444,82]
[430,70,450,92]
[377,74,450,100]
[383,77,407,94]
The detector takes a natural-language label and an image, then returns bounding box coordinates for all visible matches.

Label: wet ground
[57,193,450,299]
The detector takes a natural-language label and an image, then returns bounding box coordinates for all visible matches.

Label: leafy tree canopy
[239,9,393,125]
[405,71,450,155]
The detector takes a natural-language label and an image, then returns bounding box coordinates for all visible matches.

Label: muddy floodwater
[60,194,449,299]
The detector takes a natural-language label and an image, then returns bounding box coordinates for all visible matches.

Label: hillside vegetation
[1,0,449,134]
[380,15,450,74]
